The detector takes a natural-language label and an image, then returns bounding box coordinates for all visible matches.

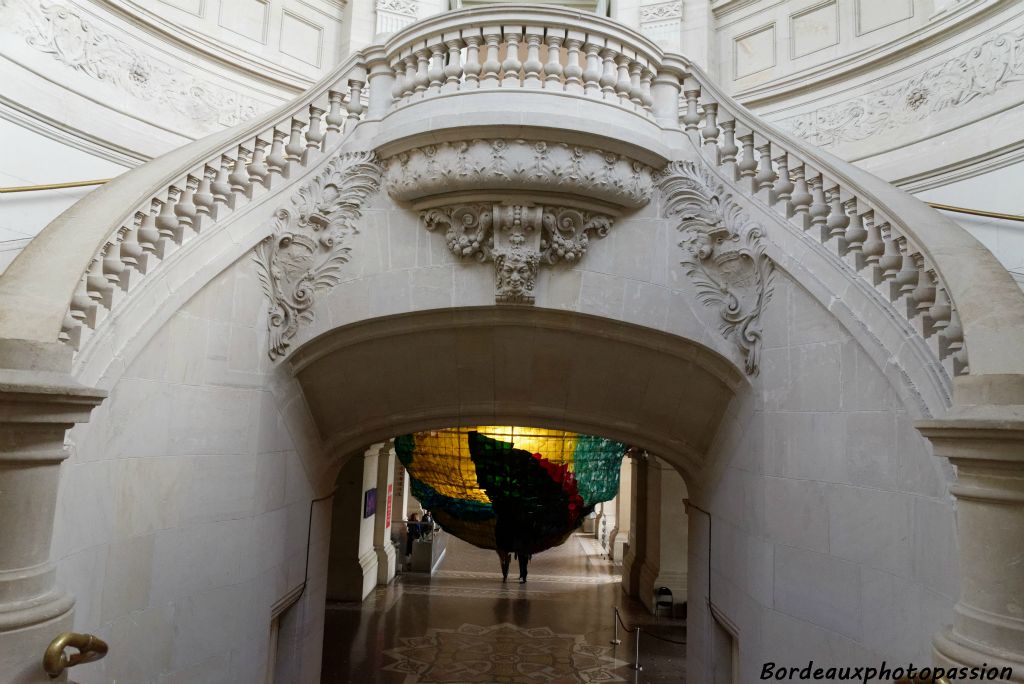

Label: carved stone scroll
[254,151,383,360]
[659,161,775,375]
[422,202,615,304]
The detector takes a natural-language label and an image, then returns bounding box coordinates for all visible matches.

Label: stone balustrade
[55,55,371,353]
[673,62,971,379]
[381,6,663,119]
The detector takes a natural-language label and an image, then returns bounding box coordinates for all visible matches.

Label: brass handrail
[43,632,108,677]
[927,202,1024,223]
[0,179,114,194]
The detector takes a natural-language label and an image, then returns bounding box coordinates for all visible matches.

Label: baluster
[347,79,365,121]
[929,287,952,333]
[895,248,921,307]
[403,55,418,99]
[326,91,346,139]
[789,165,811,225]
[414,49,429,95]
[427,43,445,94]
[599,48,617,99]
[523,28,543,88]
[390,58,405,101]
[247,139,270,187]
[137,202,161,255]
[614,53,632,104]
[628,61,644,107]
[824,187,848,244]
[807,175,828,233]
[228,149,252,194]
[85,258,112,308]
[193,166,217,220]
[564,34,584,93]
[481,28,502,89]
[266,129,289,177]
[737,133,757,186]
[463,35,482,89]
[754,142,776,195]
[941,309,965,366]
[156,193,182,246]
[102,238,125,288]
[120,214,145,273]
[720,120,739,167]
[502,30,522,87]
[582,42,603,96]
[285,119,305,162]
[701,103,720,149]
[861,210,884,269]
[211,155,235,208]
[175,176,199,232]
[912,259,937,317]
[443,36,464,93]
[878,225,903,288]
[544,32,564,90]
[682,89,701,134]
[60,314,81,347]
[70,280,95,327]
[640,68,654,112]
[304,106,326,157]
[772,153,793,205]
[843,200,867,255]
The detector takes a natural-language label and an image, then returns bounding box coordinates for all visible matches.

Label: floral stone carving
[659,161,775,375]
[255,152,383,360]
[385,139,655,209]
[422,202,614,304]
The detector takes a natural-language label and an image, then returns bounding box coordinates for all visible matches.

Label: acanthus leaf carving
[422,202,615,305]
[255,151,384,360]
[659,160,776,375]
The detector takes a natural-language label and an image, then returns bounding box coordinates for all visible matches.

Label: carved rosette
[385,139,655,209]
[254,151,383,360]
[422,202,615,304]
[659,161,775,375]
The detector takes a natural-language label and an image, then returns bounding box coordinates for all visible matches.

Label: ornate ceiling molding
[255,151,384,360]
[383,139,656,210]
[0,0,267,132]
[659,160,775,376]
[422,201,614,305]
[773,23,1024,149]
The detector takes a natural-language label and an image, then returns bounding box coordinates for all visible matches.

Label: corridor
[321,533,687,683]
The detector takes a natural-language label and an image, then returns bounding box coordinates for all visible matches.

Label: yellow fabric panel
[405,429,490,503]
[433,510,497,550]
[405,426,584,502]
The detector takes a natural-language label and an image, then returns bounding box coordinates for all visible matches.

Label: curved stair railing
[673,58,1024,381]
[0,50,372,353]
[3,4,1024,387]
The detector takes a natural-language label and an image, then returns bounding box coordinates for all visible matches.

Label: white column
[326,445,381,602]
[919,404,1024,680]
[609,457,632,561]
[373,442,396,585]
[621,452,647,597]
[0,343,105,684]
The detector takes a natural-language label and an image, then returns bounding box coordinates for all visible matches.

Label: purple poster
[363,488,377,518]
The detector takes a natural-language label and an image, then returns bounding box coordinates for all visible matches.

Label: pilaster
[918,402,1024,681]
[0,342,105,684]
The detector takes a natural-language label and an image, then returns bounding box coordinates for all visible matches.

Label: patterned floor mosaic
[382,622,629,683]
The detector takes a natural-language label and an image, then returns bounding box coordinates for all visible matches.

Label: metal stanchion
[632,626,643,671]
[611,608,622,645]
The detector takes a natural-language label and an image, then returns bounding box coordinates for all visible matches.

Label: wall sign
[363,488,377,519]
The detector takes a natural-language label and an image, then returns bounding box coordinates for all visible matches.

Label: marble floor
[321,533,687,683]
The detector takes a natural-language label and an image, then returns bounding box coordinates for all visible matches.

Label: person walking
[515,550,532,583]
[496,549,512,582]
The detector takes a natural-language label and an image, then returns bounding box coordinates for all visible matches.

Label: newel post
[917,378,1024,681]
[650,55,687,129]
[0,342,105,683]
[365,46,395,120]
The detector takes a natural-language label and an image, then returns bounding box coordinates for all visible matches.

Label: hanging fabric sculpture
[394,427,629,555]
